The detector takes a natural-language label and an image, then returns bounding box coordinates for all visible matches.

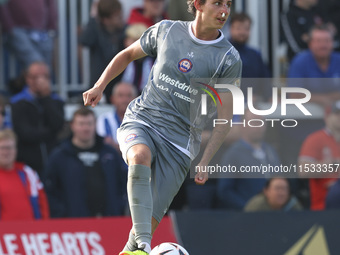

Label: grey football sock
[127,164,152,245]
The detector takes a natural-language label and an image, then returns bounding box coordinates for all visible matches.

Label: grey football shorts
[117,121,190,222]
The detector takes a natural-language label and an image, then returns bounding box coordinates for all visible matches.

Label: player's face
[0,139,16,169]
[71,114,96,144]
[309,30,333,59]
[199,0,232,29]
[230,20,251,44]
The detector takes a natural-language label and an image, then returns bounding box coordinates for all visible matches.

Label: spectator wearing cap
[298,100,340,210]
[244,178,303,212]
[120,23,154,93]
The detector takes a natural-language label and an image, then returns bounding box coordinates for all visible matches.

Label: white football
[150,242,189,255]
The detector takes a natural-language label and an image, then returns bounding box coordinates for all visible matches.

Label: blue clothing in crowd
[326,180,340,209]
[217,139,281,210]
[10,86,62,104]
[231,41,271,101]
[288,50,340,80]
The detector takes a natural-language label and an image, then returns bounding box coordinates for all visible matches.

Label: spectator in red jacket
[127,0,168,28]
[0,129,49,220]
[298,100,340,210]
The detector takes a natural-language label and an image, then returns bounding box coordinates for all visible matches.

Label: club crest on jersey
[125,134,138,143]
[178,58,193,73]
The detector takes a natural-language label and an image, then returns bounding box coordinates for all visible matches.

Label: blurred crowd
[0,0,339,221]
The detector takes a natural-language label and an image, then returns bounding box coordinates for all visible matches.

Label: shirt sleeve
[139,20,174,57]
[216,47,242,93]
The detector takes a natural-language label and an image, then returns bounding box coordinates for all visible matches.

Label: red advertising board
[0,217,176,255]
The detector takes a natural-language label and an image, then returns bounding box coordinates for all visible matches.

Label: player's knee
[128,152,149,165]
[127,145,151,166]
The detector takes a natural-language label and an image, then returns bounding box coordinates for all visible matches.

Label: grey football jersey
[122,20,242,159]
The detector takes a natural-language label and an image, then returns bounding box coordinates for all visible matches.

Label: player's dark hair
[97,0,122,19]
[72,107,96,122]
[229,12,252,25]
[187,0,206,17]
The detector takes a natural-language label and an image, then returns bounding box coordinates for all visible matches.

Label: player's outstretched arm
[83,40,147,107]
[195,92,233,185]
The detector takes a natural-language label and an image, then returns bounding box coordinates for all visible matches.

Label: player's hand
[195,165,209,185]
[83,86,103,107]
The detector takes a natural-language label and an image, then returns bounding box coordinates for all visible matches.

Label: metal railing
[56,0,91,100]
